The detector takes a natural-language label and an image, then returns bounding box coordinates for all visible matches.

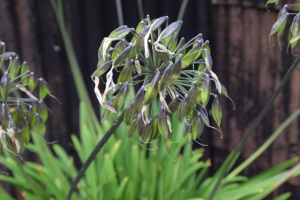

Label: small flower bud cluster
[93,16,235,152]
[0,42,56,156]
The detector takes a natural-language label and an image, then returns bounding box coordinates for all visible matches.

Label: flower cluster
[93,16,234,151]
[0,42,56,157]
[268,2,300,54]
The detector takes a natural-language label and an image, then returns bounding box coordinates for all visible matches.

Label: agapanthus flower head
[0,42,57,157]
[93,16,234,152]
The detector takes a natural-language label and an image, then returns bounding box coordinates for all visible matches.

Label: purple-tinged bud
[16,130,24,154]
[168,94,179,113]
[92,60,113,77]
[112,40,127,59]
[176,37,186,56]
[135,25,150,50]
[187,81,198,114]
[0,103,8,130]
[150,16,168,31]
[38,78,51,100]
[114,28,134,40]
[212,95,222,127]
[140,122,152,144]
[109,25,128,37]
[36,113,46,136]
[124,102,135,126]
[201,75,211,106]
[113,44,134,67]
[177,94,188,123]
[101,96,115,122]
[25,105,36,129]
[39,100,48,122]
[158,20,182,41]
[22,116,30,144]
[144,71,160,105]
[13,100,23,126]
[112,82,128,112]
[163,132,172,152]
[20,63,30,84]
[127,118,137,139]
[28,72,38,91]
[137,113,145,138]
[158,106,169,140]
[181,41,202,69]
[133,86,145,114]
[200,108,210,127]
[1,71,9,101]
[118,60,133,83]
[158,62,173,91]
[151,116,160,140]
[191,112,204,140]
[169,54,182,85]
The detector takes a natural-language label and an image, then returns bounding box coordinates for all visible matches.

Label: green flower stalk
[0,42,57,156]
[92,16,234,150]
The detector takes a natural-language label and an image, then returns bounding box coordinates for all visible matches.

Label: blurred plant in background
[0,41,56,163]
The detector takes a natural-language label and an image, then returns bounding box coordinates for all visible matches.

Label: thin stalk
[227,106,300,178]
[137,0,144,20]
[66,111,125,200]
[208,55,300,200]
[177,0,189,20]
[51,0,101,134]
[115,0,124,26]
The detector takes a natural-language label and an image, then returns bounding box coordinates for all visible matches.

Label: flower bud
[109,25,128,37]
[158,106,169,140]
[36,113,46,136]
[200,108,210,127]
[118,60,133,83]
[140,122,152,144]
[135,18,147,34]
[212,95,222,127]
[20,63,30,84]
[187,82,198,114]
[181,41,202,69]
[153,43,171,63]
[191,113,204,140]
[1,71,9,101]
[112,83,128,112]
[169,54,182,85]
[150,16,168,31]
[101,96,115,122]
[158,62,173,91]
[201,40,211,58]
[158,20,182,41]
[112,40,127,59]
[144,71,160,105]
[28,72,38,91]
[113,44,134,67]
[178,94,188,123]
[193,33,204,48]
[137,113,145,138]
[124,102,135,126]
[98,48,113,67]
[92,60,113,77]
[13,101,23,125]
[15,130,24,154]
[22,116,30,144]
[176,37,186,57]
[168,94,179,113]
[0,103,8,129]
[135,25,150,50]
[127,118,137,139]
[39,100,48,122]
[25,105,36,129]
[133,86,145,114]
[163,132,172,152]
[114,28,134,40]
[151,116,160,140]
[10,57,20,80]
[39,78,51,99]
[32,100,39,113]
[184,118,192,143]
[201,75,211,106]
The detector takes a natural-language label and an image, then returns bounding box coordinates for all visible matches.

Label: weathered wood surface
[0,0,299,199]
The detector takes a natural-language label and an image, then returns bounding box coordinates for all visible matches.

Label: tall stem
[66,111,125,200]
[208,55,300,200]
[50,0,101,134]
[227,106,300,178]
